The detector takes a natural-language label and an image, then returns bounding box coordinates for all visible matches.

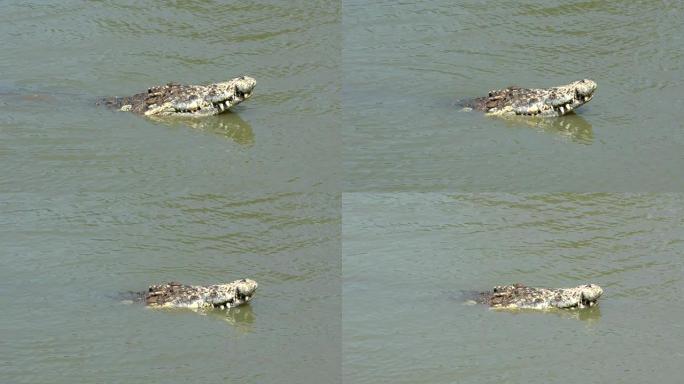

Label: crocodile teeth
[559,106,565,114]
[218,103,225,111]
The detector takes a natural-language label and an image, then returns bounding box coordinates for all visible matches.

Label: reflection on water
[489,305,602,323]
[214,305,256,333]
[152,113,255,146]
[115,291,257,332]
[499,113,593,144]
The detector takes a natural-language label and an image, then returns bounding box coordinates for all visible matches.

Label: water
[1,192,340,383]
[343,0,684,191]
[343,193,684,383]
[1,1,340,383]
[3,1,684,383]
[1,0,340,193]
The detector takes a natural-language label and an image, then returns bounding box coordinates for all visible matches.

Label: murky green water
[4,1,684,383]
[1,0,339,193]
[1,1,340,383]
[2,192,340,383]
[343,193,684,383]
[343,0,684,191]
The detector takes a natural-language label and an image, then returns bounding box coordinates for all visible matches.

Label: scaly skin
[461,79,596,117]
[145,279,258,310]
[477,283,603,309]
[99,76,256,117]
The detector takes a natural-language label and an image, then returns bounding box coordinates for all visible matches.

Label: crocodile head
[553,284,604,308]
[206,278,258,309]
[483,79,597,117]
[578,284,603,307]
[141,76,256,117]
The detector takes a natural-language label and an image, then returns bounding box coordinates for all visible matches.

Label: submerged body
[99,76,256,117]
[460,79,596,117]
[145,279,258,310]
[477,283,603,310]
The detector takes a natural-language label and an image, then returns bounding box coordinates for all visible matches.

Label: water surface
[1,0,340,193]
[343,193,684,383]
[343,0,684,191]
[2,192,340,383]
[1,1,341,382]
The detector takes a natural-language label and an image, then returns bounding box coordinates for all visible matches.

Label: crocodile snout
[235,76,256,96]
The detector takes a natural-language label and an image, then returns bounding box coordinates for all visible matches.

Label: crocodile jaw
[144,76,256,117]
[578,284,603,308]
[487,79,597,117]
[551,284,604,309]
[206,279,258,309]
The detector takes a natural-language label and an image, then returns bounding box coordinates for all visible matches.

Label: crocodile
[144,278,258,310]
[459,79,596,117]
[98,76,256,117]
[476,283,603,310]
